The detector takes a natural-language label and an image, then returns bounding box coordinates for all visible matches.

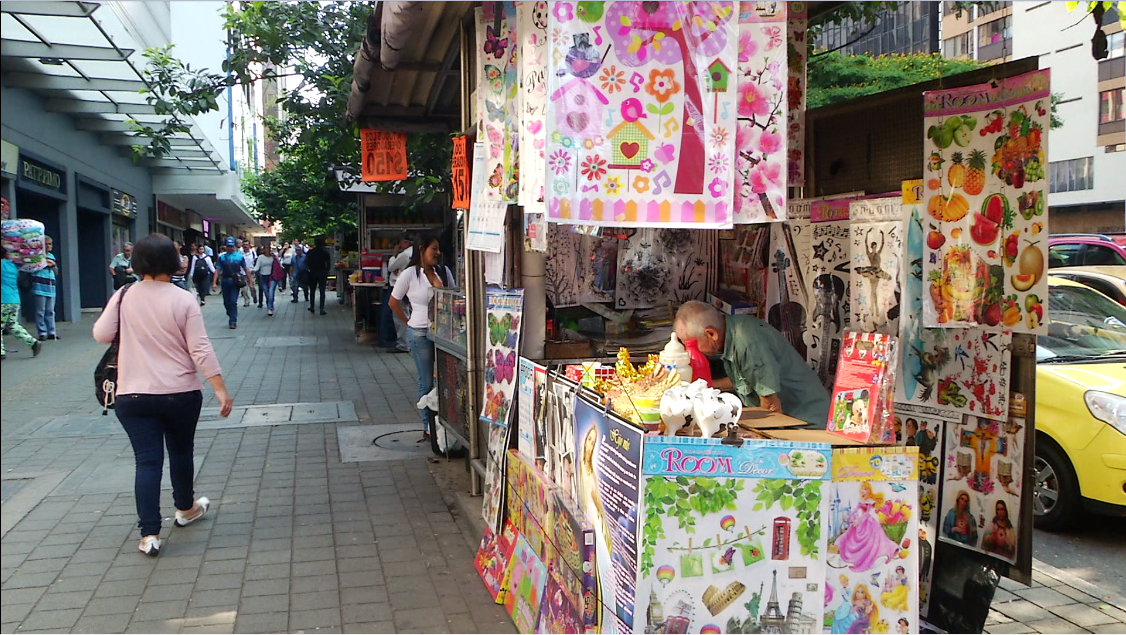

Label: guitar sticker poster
[635,438,830,635]
[518,2,549,213]
[614,228,715,309]
[477,2,520,202]
[826,447,920,635]
[733,1,788,223]
[482,289,525,428]
[765,221,810,362]
[897,193,1012,420]
[786,3,807,186]
[545,1,738,228]
[922,69,1049,335]
[937,414,1024,565]
[805,221,851,389]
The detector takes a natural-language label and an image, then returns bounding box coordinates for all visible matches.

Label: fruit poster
[733,1,788,223]
[826,446,920,635]
[573,395,645,633]
[922,69,1050,335]
[476,521,520,603]
[477,2,519,203]
[897,189,1013,420]
[482,289,525,428]
[849,196,905,336]
[545,1,739,228]
[614,228,716,309]
[484,422,514,532]
[937,415,1024,565]
[786,2,807,186]
[826,332,898,444]
[505,534,550,633]
[518,2,549,213]
[805,221,852,389]
[636,437,830,635]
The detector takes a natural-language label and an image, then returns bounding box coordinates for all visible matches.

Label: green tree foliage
[808,52,985,110]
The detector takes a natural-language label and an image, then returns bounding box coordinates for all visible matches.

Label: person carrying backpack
[212,237,249,329]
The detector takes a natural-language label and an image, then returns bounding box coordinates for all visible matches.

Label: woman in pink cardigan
[94,233,234,556]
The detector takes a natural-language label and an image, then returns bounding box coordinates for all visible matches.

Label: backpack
[220,253,247,288]
[270,255,285,282]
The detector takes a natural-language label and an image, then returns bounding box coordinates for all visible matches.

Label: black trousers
[308,275,328,311]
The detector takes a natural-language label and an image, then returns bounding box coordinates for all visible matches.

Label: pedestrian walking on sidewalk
[94,233,233,556]
[188,244,215,305]
[1,245,42,360]
[31,236,58,341]
[380,233,412,352]
[280,241,294,291]
[291,244,309,303]
[254,247,281,315]
[389,234,451,441]
[110,242,139,290]
[305,236,332,315]
[213,237,249,329]
[171,240,190,292]
[239,243,257,307]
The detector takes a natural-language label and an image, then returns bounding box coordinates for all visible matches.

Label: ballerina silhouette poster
[826,447,920,635]
[849,196,906,336]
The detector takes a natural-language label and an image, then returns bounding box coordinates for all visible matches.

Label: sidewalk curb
[1032,557,1126,609]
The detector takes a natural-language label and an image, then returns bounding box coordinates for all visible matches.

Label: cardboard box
[707,291,758,316]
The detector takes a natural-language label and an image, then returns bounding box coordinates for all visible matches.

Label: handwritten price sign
[360,130,407,182]
[451,135,470,209]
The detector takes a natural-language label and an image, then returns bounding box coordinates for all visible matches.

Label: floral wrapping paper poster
[545,1,738,228]
[826,447,920,635]
[922,69,1049,335]
[786,2,807,186]
[636,438,830,635]
[897,186,1012,420]
[478,2,520,202]
[938,414,1024,565]
[481,289,525,428]
[614,228,715,309]
[518,2,549,213]
[733,1,788,223]
[805,221,851,389]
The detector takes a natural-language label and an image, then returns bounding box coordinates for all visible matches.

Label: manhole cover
[337,425,430,463]
[373,430,428,450]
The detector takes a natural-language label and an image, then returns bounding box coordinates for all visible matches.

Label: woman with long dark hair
[94,233,234,556]
[388,234,452,441]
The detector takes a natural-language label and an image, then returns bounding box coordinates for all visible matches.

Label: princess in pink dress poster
[833,481,903,572]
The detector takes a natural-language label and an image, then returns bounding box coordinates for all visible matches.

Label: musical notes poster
[481,289,525,428]
[545,1,738,228]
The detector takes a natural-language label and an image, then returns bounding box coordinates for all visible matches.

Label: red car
[1048,234,1126,268]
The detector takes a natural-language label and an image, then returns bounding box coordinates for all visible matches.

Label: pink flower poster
[545,2,739,228]
[477,2,520,202]
[786,2,807,186]
[733,1,788,223]
[518,2,549,213]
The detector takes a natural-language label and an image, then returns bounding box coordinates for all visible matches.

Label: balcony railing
[979,39,1012,62]
[1098,119,1125,137]
[1099,57,1125,82]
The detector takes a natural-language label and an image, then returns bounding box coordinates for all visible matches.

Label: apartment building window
[1049,157,1094,193]
[1109,31,1125,59]
[1101,88,1124,124]
[978,16,1012,47]
[944,32,974,58]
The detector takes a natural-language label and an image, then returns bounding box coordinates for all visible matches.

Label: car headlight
[1084,391,1126,436]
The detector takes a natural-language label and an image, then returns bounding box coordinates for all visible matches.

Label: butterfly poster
[477,2,520,203]
[849,196,905,336]
[545,1,739,228]
[733,1,788,223]
[635,437,830,635]
[482,288,525,429]
[518,2,549,213]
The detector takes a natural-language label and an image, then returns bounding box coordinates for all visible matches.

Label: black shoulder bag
[94,283,133,415]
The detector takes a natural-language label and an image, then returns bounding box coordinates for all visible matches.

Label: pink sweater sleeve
[182,300,222,380]
[92,288,122,344]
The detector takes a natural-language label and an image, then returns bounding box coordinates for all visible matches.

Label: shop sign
[157,201,187,228]
[360,130,407,182]
[112,190,137,217]
[19,156,64,193]
[450,135,470,209]
[1,139,17,177]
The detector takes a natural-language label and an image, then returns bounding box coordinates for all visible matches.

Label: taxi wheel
[1033,437,1078,531]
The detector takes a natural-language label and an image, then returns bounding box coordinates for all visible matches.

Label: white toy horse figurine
[659,385,694,437]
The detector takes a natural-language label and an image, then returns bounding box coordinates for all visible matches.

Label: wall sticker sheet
[543,372,580,502]
[922,69,1050,335]
[765,221,811,364]
[614,228,716,309]
[938,414,1024,565]
[484,422,514,532]
[849,197,905,335]
[545,225,620,307]
[718,224,770,310]
[785,2,807,186]
[733,1,788,223]
[504,534,550,633]
[636,438,830,635]
[805,220,851,389]
[545,1,739,228]
[826,447,920,635]
[518,2,549,213]
[478,2,520,202]
[897,186,1012,420]
[482,289,525,428]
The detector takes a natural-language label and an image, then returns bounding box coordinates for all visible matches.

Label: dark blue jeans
[116,391,203,536]
[220,278,239,325]
[406,327,434,433]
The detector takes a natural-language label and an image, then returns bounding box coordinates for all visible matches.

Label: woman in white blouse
[188,244,216,305]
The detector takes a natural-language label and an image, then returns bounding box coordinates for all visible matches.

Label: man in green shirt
[673,301,829,428]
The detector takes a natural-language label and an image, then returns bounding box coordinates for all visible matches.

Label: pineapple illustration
[964,150,986,196]
[948,152,965,188]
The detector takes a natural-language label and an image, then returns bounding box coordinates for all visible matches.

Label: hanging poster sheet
[764,221,810,362]
[468,200,508,253]
[805,221,851,388]
[524,213,547,253]
[786,2,807,186]
[518,1,549,213]
[484,422,514,532]
[482,289,525,429]
[894,403,957,618]
[545,2,738,228]
[826,447,920,635]
[896,184,1013,420]
[545,225,621,307]
[478,2,519,202]
[733,1,788,224]
[543,371,580,502]
[476,520,520,604]
[826,332,898,444]
[922,69,1049,335]
[719,224,771,315]
[849,197,905,335]
[517,358,548,465]
[636,438,830,635]
[505,534,550,633]
[573,395,645,634]
[614,228,716,309]
[937,414,1024,565]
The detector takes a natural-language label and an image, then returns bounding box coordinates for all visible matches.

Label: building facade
[814,3,941,57]
[941,1,1014,64]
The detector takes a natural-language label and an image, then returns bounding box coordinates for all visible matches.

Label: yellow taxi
[1034,276,1126,529]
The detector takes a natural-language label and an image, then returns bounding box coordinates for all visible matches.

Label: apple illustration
[927,231,946,250]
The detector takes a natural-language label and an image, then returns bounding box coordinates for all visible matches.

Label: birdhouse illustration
[607,119,654,169]
[550,77,608,140]
[707,59,732,93]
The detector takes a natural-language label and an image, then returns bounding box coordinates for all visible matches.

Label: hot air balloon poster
[545,1,738,228]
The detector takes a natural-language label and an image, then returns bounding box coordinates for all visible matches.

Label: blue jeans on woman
[257,274,277,311]
[116,391,203,536]
[33,294,56,338]
[220,278,239,326]
[406,327,434,433]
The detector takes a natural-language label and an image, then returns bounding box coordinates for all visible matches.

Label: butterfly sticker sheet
[613,228,715,309]
[481,289,525,429]
[545,1,739,228]
[478,2,520,203]
[785,3,807,186]
[733,1,788,223]
[518,2,549,214]
[849,197,906,336]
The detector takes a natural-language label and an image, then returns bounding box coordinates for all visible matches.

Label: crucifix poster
[545,1,738,228]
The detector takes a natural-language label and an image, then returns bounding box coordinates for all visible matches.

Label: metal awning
[0,1,226,176]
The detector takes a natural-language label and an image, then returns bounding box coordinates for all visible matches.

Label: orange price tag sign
[451,135,470,209]
[360,130,408,181]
